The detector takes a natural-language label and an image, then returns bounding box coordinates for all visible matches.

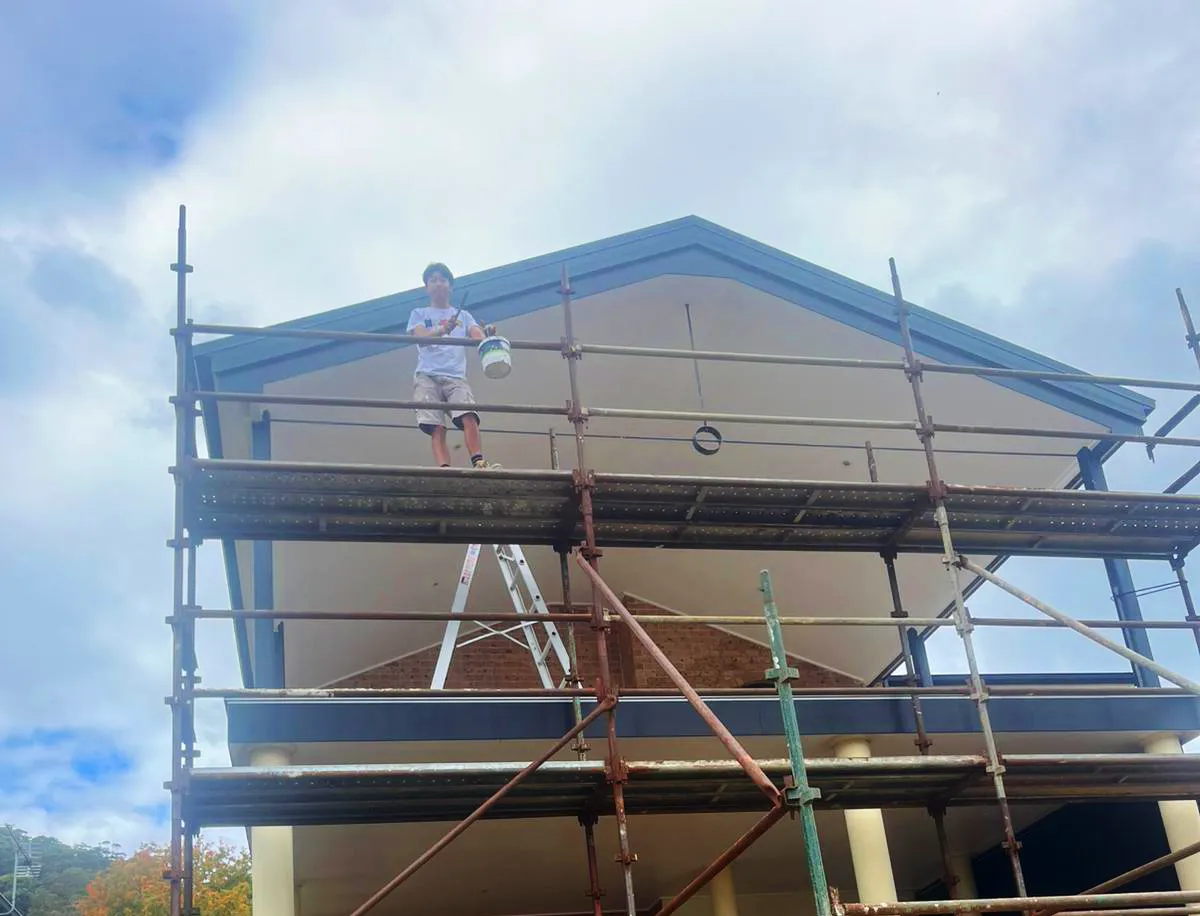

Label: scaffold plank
[183,753,1200,828]
[183,460,1200,559]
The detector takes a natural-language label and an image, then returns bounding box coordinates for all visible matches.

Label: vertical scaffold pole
[168,204,195,916]
[1171,556,1200,658]
[182,542,198,916]
[561,265,637,916]
[552,426,603,916]
[760,571,832,916]
[889,258,1028,900]
[550,428,589,755]
[1173,290,1200,662]
[867,439,957,898]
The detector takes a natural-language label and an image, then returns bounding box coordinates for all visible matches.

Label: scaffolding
[167,204,1200,916]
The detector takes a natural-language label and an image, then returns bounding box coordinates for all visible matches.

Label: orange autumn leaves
[76,839,250,916]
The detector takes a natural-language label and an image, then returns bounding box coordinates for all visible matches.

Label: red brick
[331,599,860,690]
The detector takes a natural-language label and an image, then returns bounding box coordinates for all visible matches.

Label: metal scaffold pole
[889,258,1028,899]
[561,265,638,916]
[760,571,832,916]
[551,427,603,916]
[866,441,960,899]
[167,204,196,916]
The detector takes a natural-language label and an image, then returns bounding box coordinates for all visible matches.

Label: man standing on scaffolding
[407,262,500,469]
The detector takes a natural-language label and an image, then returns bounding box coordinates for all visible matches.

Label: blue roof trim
[194,216,1154,434]
[225,693,1200,745]
[195,355,253,688]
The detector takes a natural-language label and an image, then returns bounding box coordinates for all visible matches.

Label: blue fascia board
[884,672,1137,687]
[194,216,1153,434]
[225,693,1200,746]
[195,355,254,688]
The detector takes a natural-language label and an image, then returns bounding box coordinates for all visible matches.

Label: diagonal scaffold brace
[956,556,1200,694]
[346,697,615,916]
[574,556,833,916]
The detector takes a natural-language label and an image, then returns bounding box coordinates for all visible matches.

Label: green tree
[0,829,119,916]
[76,840,249,916]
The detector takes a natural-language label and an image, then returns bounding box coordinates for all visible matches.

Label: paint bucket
[478,335,512,379]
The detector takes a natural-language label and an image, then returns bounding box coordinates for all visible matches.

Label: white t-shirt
[407,306,480,378]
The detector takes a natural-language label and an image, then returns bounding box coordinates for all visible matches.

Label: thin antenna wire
[683,302,707,417]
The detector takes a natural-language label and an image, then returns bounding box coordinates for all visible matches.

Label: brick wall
[332,598,861,690]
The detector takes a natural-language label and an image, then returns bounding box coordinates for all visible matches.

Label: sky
[2,0,1200,854]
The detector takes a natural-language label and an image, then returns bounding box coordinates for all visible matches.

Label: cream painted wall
[212,276,1108,686]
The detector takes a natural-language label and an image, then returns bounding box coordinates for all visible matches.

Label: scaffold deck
[183,753,1200,828]
[184,459,1200,559]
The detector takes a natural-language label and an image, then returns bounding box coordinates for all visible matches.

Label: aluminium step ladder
[431,544,573,689]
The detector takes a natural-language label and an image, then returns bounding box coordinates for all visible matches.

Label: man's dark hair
[422,262,454,285]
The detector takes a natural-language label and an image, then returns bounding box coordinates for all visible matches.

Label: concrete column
[710,866,740,916]
[948,849,979,916]
[948,849,977,899]
[251,746,296,916]
[833,737,898,904]
[1143,734,1200,891]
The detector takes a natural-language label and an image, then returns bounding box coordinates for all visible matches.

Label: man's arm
[408,310,460,342]
[462,312,497,340]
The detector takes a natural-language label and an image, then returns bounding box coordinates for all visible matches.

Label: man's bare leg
[461,414,483,458]
[430,426,451,466]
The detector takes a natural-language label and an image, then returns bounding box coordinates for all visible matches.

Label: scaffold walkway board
[184,753,1200,828]
[184,459,1200,560]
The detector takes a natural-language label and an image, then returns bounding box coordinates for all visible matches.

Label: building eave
[193,215,1155,434]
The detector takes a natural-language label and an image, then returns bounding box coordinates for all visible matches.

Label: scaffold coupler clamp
[782,775,821,808]
[560,337,583,360]
[567,399,589,425]
[904,356,924,381]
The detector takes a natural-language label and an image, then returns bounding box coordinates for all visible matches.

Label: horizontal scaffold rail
[183,753,1200,829]
[188,321,1200,393]
[182,459,1200,559]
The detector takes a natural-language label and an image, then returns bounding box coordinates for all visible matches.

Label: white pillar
[1143,734,1200,891]
[948,848,979,916]
[710,866,740,916]
[251,746,296,916]
[948,849,978,899]
[833,737,898,904]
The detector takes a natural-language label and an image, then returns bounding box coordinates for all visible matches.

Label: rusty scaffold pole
[865,443,959,901]
[167,204,198,916]
[560,265,638,916]
[888,258,1028,899]
[551,426,602,916]
[574,557,792,916]
[348,700,615,916]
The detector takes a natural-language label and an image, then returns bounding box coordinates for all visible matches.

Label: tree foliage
[76,840,250,916]
[0,829,119,916]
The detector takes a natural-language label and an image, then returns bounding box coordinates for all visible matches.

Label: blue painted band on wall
[224,694,1200,746]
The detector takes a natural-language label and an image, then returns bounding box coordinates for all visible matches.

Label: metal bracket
[566,400,589,424]
[606,758,630,785]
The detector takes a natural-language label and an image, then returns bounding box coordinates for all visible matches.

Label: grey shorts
[414,373,479,433]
